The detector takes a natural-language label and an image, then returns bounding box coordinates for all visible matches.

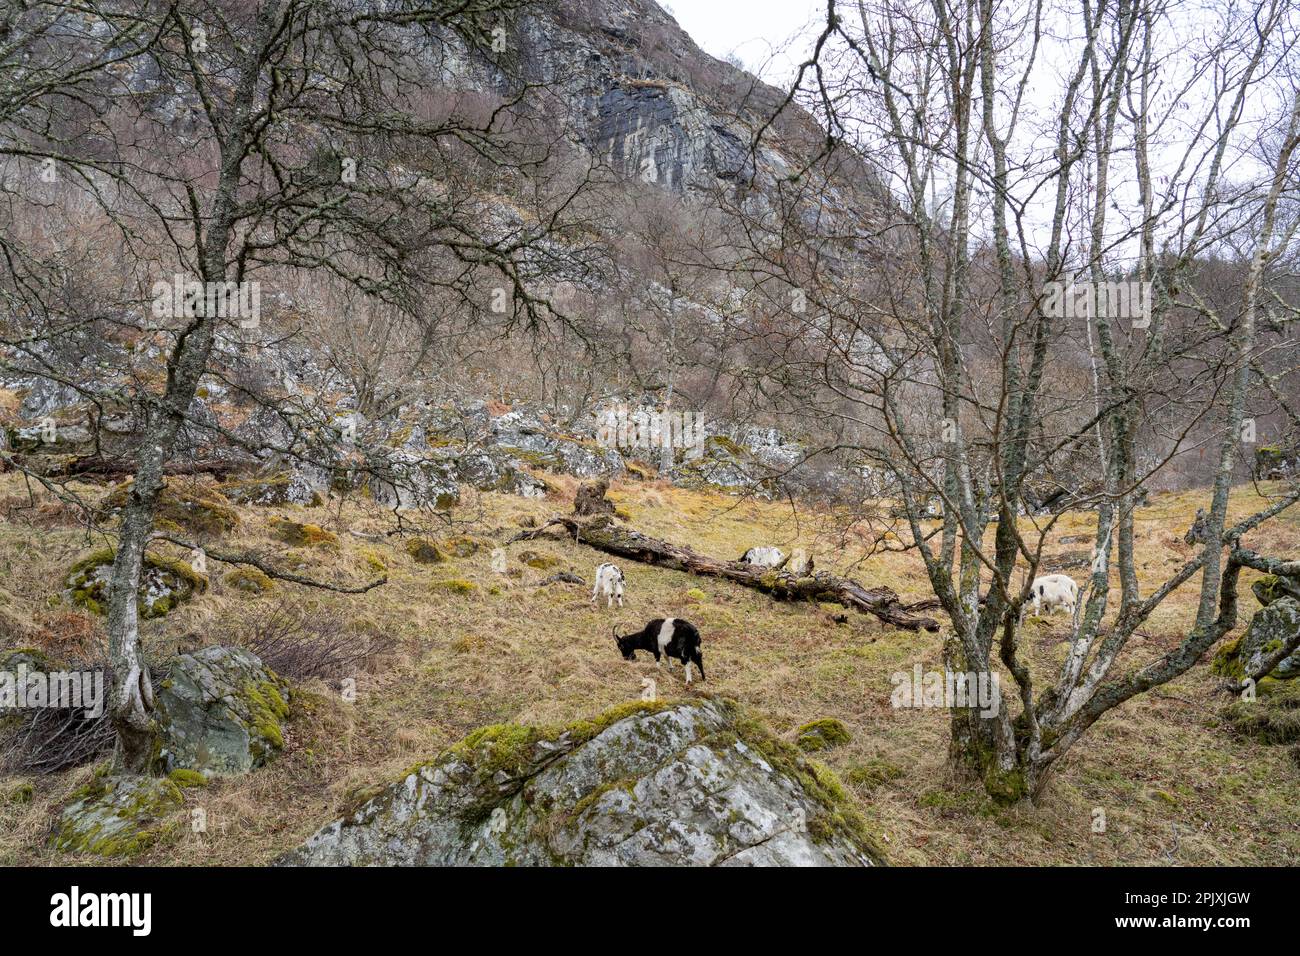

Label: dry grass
[0,473,1297,865]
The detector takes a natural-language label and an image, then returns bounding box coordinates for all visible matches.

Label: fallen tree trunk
[513,515,940,632]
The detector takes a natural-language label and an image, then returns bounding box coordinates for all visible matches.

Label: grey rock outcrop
[153,646,291,776]
[277,698,883,867]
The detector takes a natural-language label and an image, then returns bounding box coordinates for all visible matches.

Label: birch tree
[739,0,1300,800]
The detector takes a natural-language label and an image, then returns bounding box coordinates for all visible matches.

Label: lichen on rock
[64,548,207,619]
[152,646,291,776]
[276,698,883,867]
[50,769,185,858]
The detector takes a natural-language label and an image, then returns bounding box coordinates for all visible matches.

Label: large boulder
[50,770,198,858]
[276,698,883,867]
[1214,597,1300,683]
[64,549,207,619]
[153,646,291,776]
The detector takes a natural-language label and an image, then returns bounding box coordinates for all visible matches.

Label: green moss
[1222,681,1300,744]
[51,774,185,859]
[432,578,478,595]
[685,588,708,602]
[360,549,388,573]
[845,758,905,790]
[1211,637,1245,680]
[795,717,852,752]
[167,769,208,788]
[443,536,485,557]
[405,538,445,564]
[65,548,207,619]
[98,480,239,536]
[224,566,275,594]
[6,781,34,805]
[269,517,339,548]
[518,549,562,570]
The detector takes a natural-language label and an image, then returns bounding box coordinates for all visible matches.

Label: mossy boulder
[152,646,291,776]
[517,549,562,570]
[269,517,338,549]
[50,771,185,858]
[405,538,445,564]
[224,567,274,595]
[220,472,323,507]
[98,480,239,536]
[442,535,485,557]
[64,548,207,619]
[276,698,883,867]
[1217,597,1300,681]
[795,717,853,752]
[1253,574,1300,608]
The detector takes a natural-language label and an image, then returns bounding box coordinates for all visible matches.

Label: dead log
[12,453,252,480]
[513,515,940,632]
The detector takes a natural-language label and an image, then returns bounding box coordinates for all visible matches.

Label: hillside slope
[1,472,1297,865]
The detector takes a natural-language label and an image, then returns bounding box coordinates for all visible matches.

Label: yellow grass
[0,473,1297,865]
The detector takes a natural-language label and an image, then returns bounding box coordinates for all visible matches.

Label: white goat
[591,562,625,608]
[739,546,785,568]
[1025,574,1079,620]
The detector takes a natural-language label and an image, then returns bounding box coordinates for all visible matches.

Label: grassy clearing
[0,473,1297,865]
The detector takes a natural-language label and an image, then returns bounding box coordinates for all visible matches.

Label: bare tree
[731,0,1300,800]
[0,0,594,771]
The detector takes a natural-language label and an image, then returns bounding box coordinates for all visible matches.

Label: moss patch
[795,717,853,752]
[405,539,445,564]
[98,480,239,536]
[269,517,339,548]
[224,566,274,595]
[65,548,207,619]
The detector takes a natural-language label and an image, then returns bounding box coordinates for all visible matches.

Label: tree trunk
[106,320,220,771]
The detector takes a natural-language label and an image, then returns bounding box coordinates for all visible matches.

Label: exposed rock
[1219,597,1300,681]
[153,646,291,776]
[220,472,323,507]
[365,450,460,511]
[64,548,207,619]
[276,698,883,867]
[50,770,195,858]
[1253,574,1300,607]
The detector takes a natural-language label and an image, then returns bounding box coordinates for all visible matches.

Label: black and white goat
[591,562,625,608]
[613,618,705,683]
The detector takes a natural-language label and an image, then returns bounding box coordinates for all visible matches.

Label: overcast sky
[665,0,823,87]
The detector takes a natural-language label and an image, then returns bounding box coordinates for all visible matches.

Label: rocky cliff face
[452,0,825,199]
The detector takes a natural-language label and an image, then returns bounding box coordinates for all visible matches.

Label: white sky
[664,0,824,88]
